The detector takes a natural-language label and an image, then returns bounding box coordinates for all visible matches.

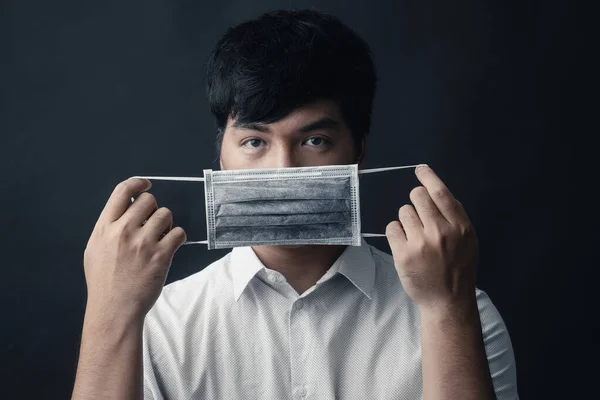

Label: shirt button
[298,386,307,397]
[268,274,277,283]
[296,300,304,310]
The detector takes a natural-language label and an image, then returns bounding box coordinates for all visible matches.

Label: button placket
[290,299,310,399]
[296,385,307,398]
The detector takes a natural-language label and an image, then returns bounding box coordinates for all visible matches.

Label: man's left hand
[385,164,479,314]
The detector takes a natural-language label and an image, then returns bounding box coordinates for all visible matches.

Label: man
[72,9,518,400]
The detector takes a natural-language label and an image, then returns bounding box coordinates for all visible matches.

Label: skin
[219,99,364,295]
[71,98,496,399]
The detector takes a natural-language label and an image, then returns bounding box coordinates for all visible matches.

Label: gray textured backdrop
[1,0,584,398]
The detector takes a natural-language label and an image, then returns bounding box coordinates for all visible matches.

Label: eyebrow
[231,117,341,134]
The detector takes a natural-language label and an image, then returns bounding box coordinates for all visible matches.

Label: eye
[304,136,331,147]
[241,138,265,149]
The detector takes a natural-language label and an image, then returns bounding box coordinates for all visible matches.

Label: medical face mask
[131,163,422,249]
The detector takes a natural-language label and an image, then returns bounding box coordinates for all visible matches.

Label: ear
[357,135,367,168]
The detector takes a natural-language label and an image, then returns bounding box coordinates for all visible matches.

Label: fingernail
[128,176,151,185]
[416,164,428,170]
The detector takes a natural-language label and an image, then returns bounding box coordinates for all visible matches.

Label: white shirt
[143,239,519,399]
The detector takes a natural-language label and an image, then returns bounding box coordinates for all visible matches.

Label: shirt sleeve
[142,315,165,400]
[476,288,519,400]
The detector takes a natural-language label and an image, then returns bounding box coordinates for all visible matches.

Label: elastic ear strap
[358,164,426,238]
[358,164,425,174]
[182,240,208,246]
[358,164,427,237]
[129,175,208,245]
[129,175,205,182]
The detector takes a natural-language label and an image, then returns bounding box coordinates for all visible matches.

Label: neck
[251,244,347,295]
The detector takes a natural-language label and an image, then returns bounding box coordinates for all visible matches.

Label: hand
[385,165,478,313]
[83,178,187,322]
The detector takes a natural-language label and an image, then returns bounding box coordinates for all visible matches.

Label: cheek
[323,139,358,164]
[219,134,249,169]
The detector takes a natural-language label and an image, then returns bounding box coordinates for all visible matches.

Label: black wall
[1,0,585,398]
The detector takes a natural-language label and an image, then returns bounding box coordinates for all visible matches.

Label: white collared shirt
[143,240,519,399]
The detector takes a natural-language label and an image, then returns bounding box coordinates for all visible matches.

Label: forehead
[226,99,349,133]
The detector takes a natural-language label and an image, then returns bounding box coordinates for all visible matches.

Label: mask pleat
[216,199,350,217]
[213,177,350,203]
[215,223,353,243]
[215,211,350,228]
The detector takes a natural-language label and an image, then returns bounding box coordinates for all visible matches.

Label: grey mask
[131,163,422,249]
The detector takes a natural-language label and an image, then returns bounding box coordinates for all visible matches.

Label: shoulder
[474,289,520,399]
[368,245,513,345]
[366,243,509,329]
[142,253,233,398]
[366,243,406,288]
[164,251,232,293]
[145,251,233,323]
[474,288,513,342]
[365,244,417,307]
[142,251,234,361]
[368,244,395,265]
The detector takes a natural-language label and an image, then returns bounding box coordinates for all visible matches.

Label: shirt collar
[231,238,376,302]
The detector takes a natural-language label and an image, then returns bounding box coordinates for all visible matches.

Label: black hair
[205,9,377,160]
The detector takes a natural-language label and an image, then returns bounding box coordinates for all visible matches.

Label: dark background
[1,0,586,398]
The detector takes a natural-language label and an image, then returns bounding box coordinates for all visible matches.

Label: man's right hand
[83,177,187,323]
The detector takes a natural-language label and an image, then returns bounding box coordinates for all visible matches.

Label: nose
[271,144,298,169]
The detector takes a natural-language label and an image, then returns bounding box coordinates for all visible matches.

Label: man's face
[219,99,361,170]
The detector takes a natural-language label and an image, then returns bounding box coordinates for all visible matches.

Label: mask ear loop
[129,175,208,245]
[357,164,424,175]
[129,176,205,182]
[357,164,426,238]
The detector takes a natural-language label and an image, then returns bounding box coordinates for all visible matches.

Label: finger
[414,165,461,223]
[123,192,159,227]
[454,199,472,225]
[409,185,446,227]
[385,221,407,263]
[142,207,173,241]
[398,204,422,240]
[386,220,407,243]
[159,226,187,254]
[99,178,152,223]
